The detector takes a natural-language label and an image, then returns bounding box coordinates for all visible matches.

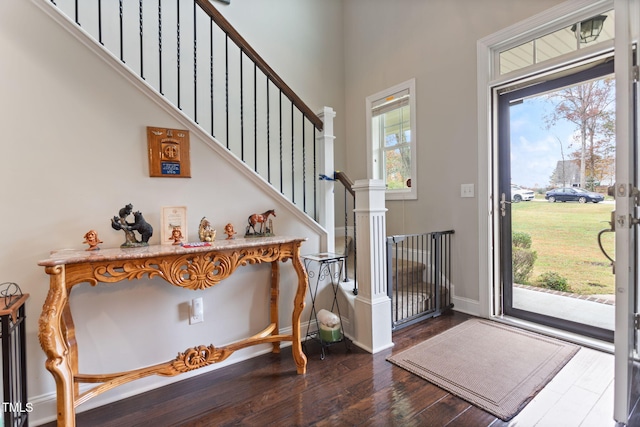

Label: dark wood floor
[44,311,509,426]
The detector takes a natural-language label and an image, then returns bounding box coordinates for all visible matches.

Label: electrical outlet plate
[461,183,475,198]
[190,297,204,324]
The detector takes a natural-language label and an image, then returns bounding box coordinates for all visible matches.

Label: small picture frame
[161,206,188,245]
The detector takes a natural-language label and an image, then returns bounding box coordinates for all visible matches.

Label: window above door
[499,9,615,75]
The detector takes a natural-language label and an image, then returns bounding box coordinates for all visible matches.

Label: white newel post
[317,106,336,253]
[352,179,393,353]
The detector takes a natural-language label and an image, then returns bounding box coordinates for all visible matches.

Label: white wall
[0,0,343,424]
[342,0,566,303]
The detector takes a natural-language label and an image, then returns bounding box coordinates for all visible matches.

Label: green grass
[511,199,615,295]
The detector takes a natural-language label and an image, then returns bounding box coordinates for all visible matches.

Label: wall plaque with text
[147,127,191,178]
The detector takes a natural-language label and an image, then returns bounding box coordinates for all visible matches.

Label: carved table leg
[61,292,79,398]
[38,266,76,426]
[291,247,308,374]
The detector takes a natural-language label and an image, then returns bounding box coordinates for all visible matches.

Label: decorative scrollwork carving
[157,252,241,290]
[90,245,285,290]
[94,259,165,284]
[171,345,232,373]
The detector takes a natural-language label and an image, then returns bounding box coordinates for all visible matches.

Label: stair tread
[391,259,426,273]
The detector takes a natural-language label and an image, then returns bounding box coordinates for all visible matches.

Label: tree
[544,77,615,189]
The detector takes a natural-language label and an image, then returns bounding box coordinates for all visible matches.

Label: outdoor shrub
[538,272,569,291]
[512,231,532,249]
[512,246,537,284]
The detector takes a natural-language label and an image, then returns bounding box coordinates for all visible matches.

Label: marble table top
[38,236,307,267]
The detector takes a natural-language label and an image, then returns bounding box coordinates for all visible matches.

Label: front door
[498,60,616,342]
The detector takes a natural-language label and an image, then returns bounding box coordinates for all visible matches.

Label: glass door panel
[499,60,615,342]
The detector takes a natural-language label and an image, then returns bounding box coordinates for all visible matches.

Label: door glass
[500,61,616,341]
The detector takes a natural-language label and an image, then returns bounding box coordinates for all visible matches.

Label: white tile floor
[506,347,615,426]
[501,287,617,425]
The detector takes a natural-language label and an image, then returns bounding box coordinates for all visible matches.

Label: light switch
[190,297,204,324]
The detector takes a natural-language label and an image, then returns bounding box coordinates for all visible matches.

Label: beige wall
[341,0,565,301]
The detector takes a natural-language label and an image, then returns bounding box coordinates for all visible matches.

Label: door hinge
[500,193,511,217]
[635,313,640,330]
[634,65,639,82]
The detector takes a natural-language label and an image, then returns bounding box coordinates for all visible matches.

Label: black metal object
[192,1,197,120]
[302,254,351,360]
[118,0,124,62]
[0,283,29,427]
[176,0,181,110]
[333,171,357,295]
[386,230,454,329]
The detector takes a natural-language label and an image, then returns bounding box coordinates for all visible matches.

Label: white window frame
[366,78,417,200]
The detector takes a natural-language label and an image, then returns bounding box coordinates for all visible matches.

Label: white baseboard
[450,286,481,317]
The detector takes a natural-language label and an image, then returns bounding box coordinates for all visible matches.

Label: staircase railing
[387,230,454,329]
[45,0,323,219]
[333,171,357,295]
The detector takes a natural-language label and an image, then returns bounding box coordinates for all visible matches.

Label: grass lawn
[511,198,615,295]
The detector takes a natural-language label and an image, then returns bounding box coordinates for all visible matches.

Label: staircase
[387,231,454,329]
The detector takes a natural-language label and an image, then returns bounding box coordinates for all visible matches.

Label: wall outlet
[190,297,204,324]
[461,183,475,198]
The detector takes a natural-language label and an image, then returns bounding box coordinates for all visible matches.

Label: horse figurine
[247,209,276,235]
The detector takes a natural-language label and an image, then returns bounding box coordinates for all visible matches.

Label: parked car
[544,187,604,203]
[511,185,535,202]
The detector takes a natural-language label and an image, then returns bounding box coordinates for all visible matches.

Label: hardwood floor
[41,311,616,426]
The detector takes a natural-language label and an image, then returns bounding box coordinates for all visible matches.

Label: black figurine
[111,203,153,247]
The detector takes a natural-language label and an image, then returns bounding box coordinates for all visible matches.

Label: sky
[509,96,581,189]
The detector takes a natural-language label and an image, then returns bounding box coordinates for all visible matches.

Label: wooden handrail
[334,171,355,197]
[195,0,323,131]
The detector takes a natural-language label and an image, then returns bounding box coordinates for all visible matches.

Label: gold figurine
[83,230,103,251]
[224,223,237,240]
[170,226,184,245]
[198,217,217,242]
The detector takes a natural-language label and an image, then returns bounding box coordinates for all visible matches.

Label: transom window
[499,10,614,75]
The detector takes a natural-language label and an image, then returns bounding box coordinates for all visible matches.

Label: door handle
[500,193,511,217]
[598,210,616,273]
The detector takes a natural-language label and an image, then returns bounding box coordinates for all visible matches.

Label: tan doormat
[387,318,580,421]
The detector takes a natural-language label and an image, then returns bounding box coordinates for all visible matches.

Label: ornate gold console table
[38,236,308,426]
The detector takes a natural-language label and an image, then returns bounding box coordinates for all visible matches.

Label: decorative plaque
[147,127,191,178]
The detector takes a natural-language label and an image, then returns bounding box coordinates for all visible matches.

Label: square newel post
[317,106,336,253]
[352,179,393,353]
